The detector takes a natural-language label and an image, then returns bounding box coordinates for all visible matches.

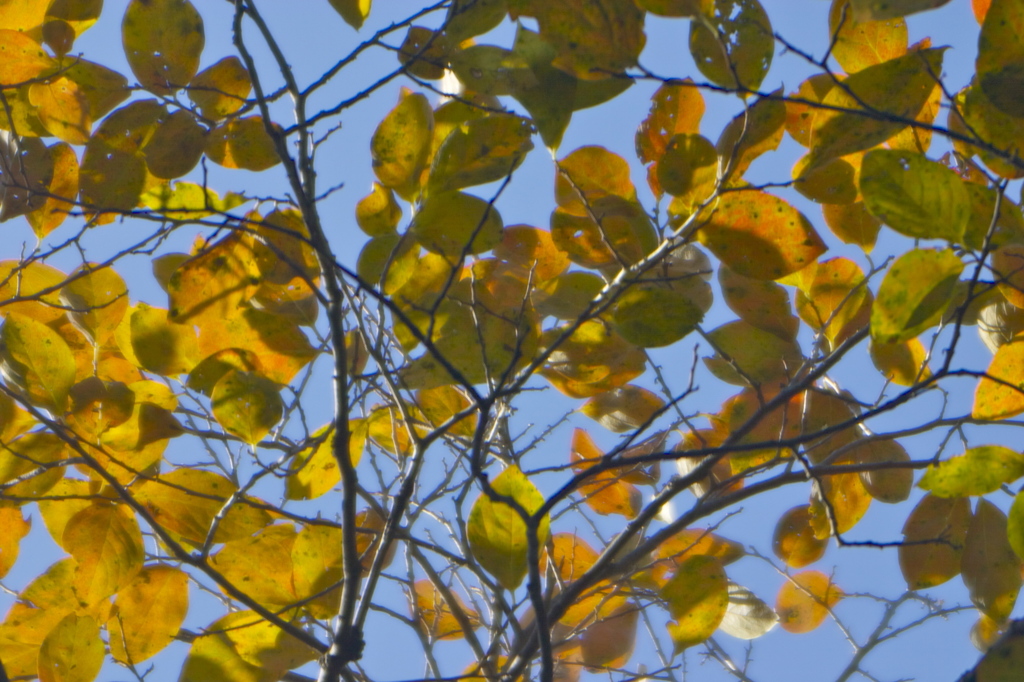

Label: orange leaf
[776,570,843,633]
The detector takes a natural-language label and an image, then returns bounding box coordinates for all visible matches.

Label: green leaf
[1008,489,1024,562]
[446,0,507,43]
[122,0,205,95]
[689,0,773,92]
[870,248,963,344]
[849,0,951,20]
[211,370,284,446]
[807,47,946,167]
[961,499,1022,621]
[527,0,646,80]
[655,133,717,197]
[899,494,971,589]
[977,0,1024,117]
[428,114,534,193]
[371,90,433,199]
[716,88,787,181]
[660,555,728,652]
[611,285,704,347]
[467,465,550,590]
[859,149,969,241]
[142,110,206,179]
[409,190,504,257]
[703,320,804,386]
[0,313,76,413]
[919,446,1024,497]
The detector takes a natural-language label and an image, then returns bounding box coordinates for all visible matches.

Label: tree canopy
[1,0,1024,681]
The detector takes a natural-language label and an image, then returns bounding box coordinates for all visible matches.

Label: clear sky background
[1,1,1017,681]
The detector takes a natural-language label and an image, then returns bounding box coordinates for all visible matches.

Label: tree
[2,0,1024,680]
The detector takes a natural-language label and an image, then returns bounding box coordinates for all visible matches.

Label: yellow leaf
[409,190,504,257]
[371,90,433,199]
[193,308,317,386]
[211,525,297,608]
[0,29,54,83]
[29,76,90,144]
[716,89,786,182]
[718,264,799,340]
[38,613,103,682]
[122,0,205,94]
[291,524,342,619]
[179,611,316,682]
[829,0,908,74]
[0,312,77,413]
[0,507,30,578]
[661,555,728,651]
[129,303,200,376]
[919,446,1024,497]
[60,263,128,345]
[977,0,1024,118]
[849,438,914,503]
[26,141,79,239]
[284,420,366,501]
[355,183,402,237]
[860,149,969,241]
[869,337,931,386]
[974,337,1024,420]
[580,385,664,432]
[109,566,189,664]
[412,580,481,640]
[37,479,96,550]
[0,136,54,227]
[210,370,283,445]
[135,469,272,544]
[79,100,163,212]
[807,47,946,167]
[188,56,251,120]
[328,0,372,30]
[467,465,550,590]
[636,79,705,167]
[206,116,281,171]
[703,320,804,387]
[428,114,534,193]
[63,504,144,604]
